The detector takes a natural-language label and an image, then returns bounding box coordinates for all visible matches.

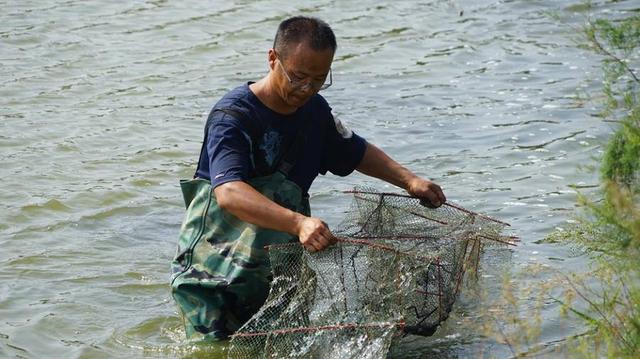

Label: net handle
[343,190,511,226]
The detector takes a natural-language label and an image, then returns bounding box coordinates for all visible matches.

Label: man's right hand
[215,181,337,253]
[296,216,336,252]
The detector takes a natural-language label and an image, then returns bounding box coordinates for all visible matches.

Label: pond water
[1,0,634,357]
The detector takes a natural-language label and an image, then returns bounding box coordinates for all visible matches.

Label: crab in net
[228,188,516,358]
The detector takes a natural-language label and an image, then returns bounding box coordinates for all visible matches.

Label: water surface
[1,0,633,357]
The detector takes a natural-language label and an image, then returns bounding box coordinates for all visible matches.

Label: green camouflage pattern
[170,172,310,341]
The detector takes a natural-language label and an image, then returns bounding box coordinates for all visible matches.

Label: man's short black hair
[273,16,337,59]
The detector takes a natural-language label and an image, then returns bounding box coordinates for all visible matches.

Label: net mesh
[228,188,514,358]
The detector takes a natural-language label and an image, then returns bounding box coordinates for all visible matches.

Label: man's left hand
[407,177,446,208]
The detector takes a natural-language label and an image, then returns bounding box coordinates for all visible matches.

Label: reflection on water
[1,0,634,357]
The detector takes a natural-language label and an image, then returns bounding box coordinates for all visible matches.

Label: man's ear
[267,48,277,71]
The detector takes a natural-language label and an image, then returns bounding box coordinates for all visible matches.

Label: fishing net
[228,188,515,358]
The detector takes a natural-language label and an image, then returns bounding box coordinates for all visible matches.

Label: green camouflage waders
[170,108,310,341]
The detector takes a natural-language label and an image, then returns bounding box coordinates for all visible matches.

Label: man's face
[272,42,334,108]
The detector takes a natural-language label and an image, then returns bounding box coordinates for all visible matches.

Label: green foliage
[601,122,640,187]
[467,10,640,358]
[593,17,640,52]
[547,11,640,358]
[565,1,593,13]
[584,14,640,119]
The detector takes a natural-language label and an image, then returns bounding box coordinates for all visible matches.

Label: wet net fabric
[228,189,513,358]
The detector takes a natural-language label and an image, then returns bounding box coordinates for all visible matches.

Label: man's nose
[299,82,314,93]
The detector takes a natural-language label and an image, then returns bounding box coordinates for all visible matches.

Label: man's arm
[214,181,335,252]
[356,143,446,207]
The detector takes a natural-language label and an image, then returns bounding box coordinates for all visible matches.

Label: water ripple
[0,0,630,357]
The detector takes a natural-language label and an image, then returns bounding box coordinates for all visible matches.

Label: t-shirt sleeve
[207,112,253,189]
[322,112,367,176]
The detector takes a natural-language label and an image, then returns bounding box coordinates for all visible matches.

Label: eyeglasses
[276,57,332,92]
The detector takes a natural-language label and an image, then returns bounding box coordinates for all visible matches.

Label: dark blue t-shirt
[195,83,367,195]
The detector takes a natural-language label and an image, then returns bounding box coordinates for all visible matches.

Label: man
[171,16,446,341]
